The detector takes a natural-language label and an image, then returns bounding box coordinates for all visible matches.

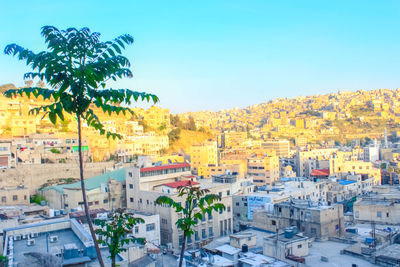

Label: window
[218,192,222,198]
[130,198,134,203]
[88,202,93,206]
[24,195,27,200]
[377,211,382,218]
[1,197,6,203]
[129,172,133,178]
[129,184,133,189]
[209,227,213,237]
[271,220,276,226]
[244,203,247,207]
[227,190,230,196]
[236,202,239,206]
[387,212,390,218]
[202,229,207,239]
[103,199,108,204]
[355,211,359,218]
[95,201,99,205]
[13,195,17,201]
[195,231,199,241]
[297,244,302,248]
[146,200,149,205]
[146,223,155,231]
[311,228,317,235]
[179,235,183,246]
[187,235,192,243]
[227,206,231,212]
[135,226,139,234]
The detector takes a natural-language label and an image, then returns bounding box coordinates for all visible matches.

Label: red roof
[162,180,199,188]
[140,163,190,173]
[311,169,330,176]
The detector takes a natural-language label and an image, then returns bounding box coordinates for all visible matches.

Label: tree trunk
[111,254,116,267]
[178,232,186,267]
[77,116,105,267]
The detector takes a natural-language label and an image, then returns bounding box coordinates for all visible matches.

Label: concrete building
[295,148,337,177]
[263,231,309,262]
[252,200,344,240]
[233,179,328,232]
[0,186,30,206]
[126,158,248,252]
[247,153,280,187]
[190,140,218,173]
[353,186,400,225]
[41,168,126,211]
[0,141,11,168]
[2,219,104,266]
[261,139,290,158]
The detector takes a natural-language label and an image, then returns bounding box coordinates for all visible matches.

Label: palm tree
[4,26,158,266]
[156,183,225,267]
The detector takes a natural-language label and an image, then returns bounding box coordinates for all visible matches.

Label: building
[190,140,218,173]
[0,141,11,168]
[221,132,248,148]
[261,140,290,158]
[0,186,30,206]
[263,230,309,262]
[41,168,126,211]
[295,148,337,177]
[252,200,344,240]
[2,219,104,266]
[247,153,280,186]
[353,186,400,225]
[126,158,239,252]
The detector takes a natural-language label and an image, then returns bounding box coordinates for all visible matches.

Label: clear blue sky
[1,0,399,113]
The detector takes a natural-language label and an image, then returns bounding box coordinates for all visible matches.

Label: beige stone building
[0,186,30,206]
[126,158,246,252]
[353,186,400,225]
[190,140,218,173]
[252,200,344,240]
[41,168,126,211]
[263,231,309,261]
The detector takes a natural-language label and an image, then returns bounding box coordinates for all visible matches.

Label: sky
[0,0,400,113]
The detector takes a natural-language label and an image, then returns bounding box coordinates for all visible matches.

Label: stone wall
[0,162,116,194]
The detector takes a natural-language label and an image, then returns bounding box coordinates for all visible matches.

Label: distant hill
[168,129,213,154]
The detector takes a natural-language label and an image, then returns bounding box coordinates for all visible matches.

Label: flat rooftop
[12,229,85,265]
[265,232,308,243]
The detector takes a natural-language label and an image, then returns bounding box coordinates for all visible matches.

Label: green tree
[30,194,47,205]
[95,209,145,267]
[4,26,158,266]
[187,116,197,131]
[0,255,7,267]
[156,183,225,267]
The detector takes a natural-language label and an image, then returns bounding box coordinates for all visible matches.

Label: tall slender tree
[4,26,158,266]
[156,183,225,267]
[95,208,145,267]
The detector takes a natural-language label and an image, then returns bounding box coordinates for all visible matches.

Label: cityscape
[1,1,400,267]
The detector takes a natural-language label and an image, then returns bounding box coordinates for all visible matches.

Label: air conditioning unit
[49,235,58,243]
[30,232,38,238]
[14,235,21,241]
[26,239,35,246]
